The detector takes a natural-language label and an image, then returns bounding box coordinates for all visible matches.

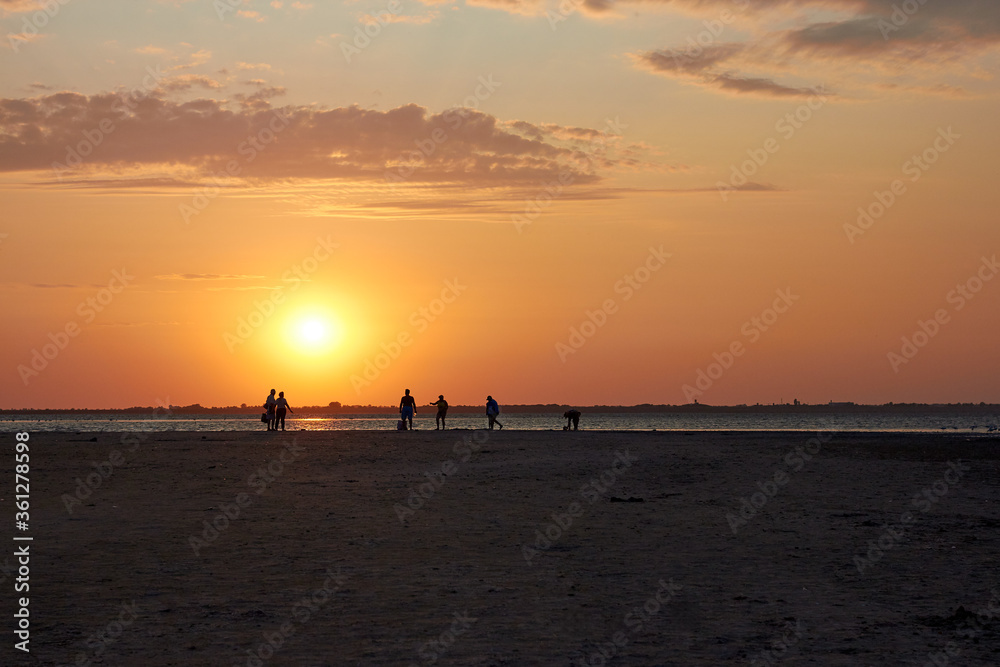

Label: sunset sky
[1,0,998,409]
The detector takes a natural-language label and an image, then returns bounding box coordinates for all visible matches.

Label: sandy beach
[6,429,1000,666]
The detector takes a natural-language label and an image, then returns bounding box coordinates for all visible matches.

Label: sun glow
[301,319,326,343]
[287,311,344,354]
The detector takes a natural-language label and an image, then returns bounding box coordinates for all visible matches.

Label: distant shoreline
[2,403,998,416]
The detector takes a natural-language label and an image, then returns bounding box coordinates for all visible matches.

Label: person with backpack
[486,395,503,430]
[264,389,277,431]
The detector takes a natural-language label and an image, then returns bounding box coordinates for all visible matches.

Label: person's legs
[488,415,495,430]
[572,416,579,430]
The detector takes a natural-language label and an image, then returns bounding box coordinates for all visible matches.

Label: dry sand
[6,429,1000,666]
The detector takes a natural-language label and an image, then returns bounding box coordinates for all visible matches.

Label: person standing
[563,409,581,431]
[275,391,293,431]
[486,395,503,430]
[429,395,449,430]
[264,389,277,431]
[399,389,417,430]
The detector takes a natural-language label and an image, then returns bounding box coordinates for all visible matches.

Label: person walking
[275,391,293,431]
[486,395,503,430]
[399,389,417,430]
[430,394,449,430]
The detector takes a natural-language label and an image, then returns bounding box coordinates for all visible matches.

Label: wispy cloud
[159,74,225,92]
[620,0,998,96]
[633,44,829,99]
[134,45,169,55]
[0,0,48,14]
[92,321,185,327]
[154,273,265,281]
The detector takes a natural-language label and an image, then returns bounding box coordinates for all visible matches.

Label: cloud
[4,31,44,50]
[236,62,274,71]
[40,176,214,190]
[0,92,616,187]
[170,49,212,71]
[0,281,104,290]
[470,0,1000,97]
[159,74,225,92]
[0,0,47,13]
[134,45,169,55]
[92,321,184,327]
[359,10,439,25]
[726,181,783,193]
[347,181,784,220]
[633,44,828,98]
[237,9,265,22]
[463,0,546,18]
[154,273,265,281]
[233,85,286,109]
[28,282,91,288]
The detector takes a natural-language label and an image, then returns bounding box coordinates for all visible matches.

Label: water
[2,412,999,434]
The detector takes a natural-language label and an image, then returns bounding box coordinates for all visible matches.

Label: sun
[300,318,326,343]
[287,312,344,353]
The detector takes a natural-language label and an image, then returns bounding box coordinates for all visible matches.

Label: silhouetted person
[430,394,448,430]
[399,389,417,430]
[264,389,277,431]
[486,395,503,430]
[564,409,581,430]
[275,391,293,431]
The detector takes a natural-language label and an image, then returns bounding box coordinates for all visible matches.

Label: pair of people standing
[263,389,293,431]
[397,390,450,430]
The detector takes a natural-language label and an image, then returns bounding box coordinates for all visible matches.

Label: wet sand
[7,429,1000,666]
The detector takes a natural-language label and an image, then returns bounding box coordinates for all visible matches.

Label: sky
[1,0,998,409]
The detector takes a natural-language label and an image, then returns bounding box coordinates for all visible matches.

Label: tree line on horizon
[2,402,998,414]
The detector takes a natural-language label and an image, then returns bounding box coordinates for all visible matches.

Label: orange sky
[1,0,998,408]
